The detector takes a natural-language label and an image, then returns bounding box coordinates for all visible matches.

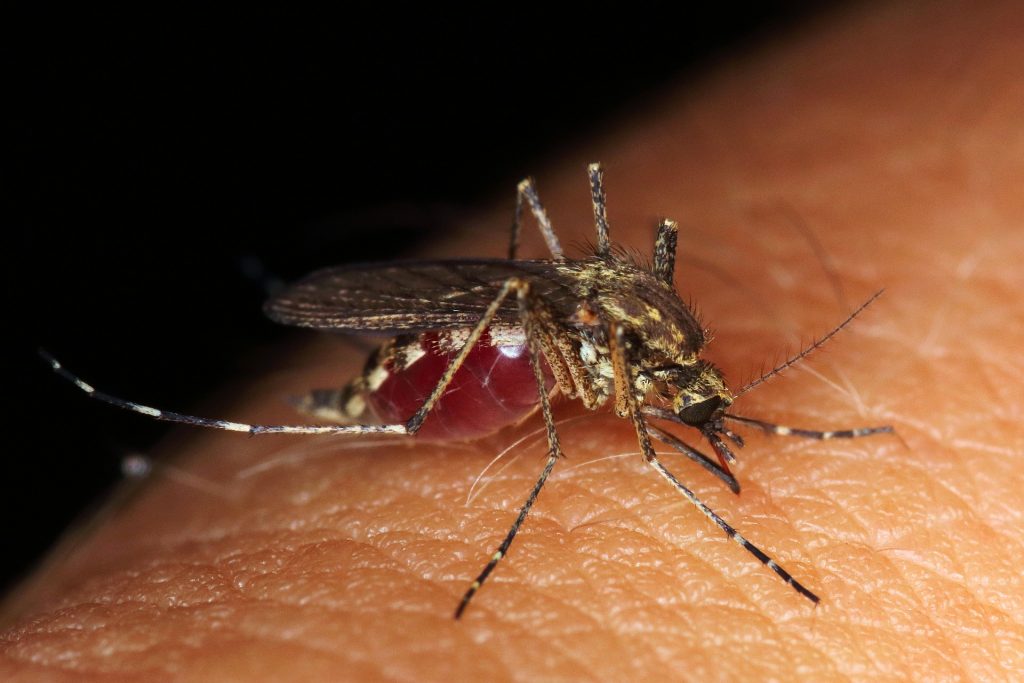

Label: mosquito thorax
[564,258,706,367]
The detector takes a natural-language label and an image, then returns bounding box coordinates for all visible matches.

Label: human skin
[4,2,1024,681]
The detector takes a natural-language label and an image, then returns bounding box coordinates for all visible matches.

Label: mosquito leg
[508,181,523,260]
[652,218,679,286]
[526,298,604,409]
[525,313,578,402]
[455,452,557,619]
[40,278,528,438]
[39,350,407,436]
[646,454,820,603]
[551,334,602,409]
[647,424,740,494]
[725,413,893,440]
[587,162,611,257]
[643,403,740,472]
[508,175,564,261]
[607,325,819,603]
[455,281,565,619]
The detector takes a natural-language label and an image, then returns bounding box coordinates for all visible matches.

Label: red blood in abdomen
[368,330,555,441]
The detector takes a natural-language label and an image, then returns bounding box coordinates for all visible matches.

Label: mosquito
[42,163,893,618]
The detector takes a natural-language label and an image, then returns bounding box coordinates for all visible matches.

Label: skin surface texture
[4,1,1024,680]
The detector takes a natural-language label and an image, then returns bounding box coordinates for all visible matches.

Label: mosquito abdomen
[367,329,555,441]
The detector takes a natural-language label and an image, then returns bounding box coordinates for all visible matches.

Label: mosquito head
[655,360,734,429]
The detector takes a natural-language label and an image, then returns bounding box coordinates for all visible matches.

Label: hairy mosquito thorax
[558,257,705,368]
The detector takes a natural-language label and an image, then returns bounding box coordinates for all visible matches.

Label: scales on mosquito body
[42,163,893,619]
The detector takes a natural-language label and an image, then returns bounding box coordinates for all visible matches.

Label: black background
[6,6,835,597]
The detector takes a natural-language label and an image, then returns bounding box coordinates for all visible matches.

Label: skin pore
[4,1,1023,680]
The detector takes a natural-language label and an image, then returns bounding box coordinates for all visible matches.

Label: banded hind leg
[42,278,572,617]
[40,277,534,439]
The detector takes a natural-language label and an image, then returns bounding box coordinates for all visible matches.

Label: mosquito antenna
[735,290,883,397]
[724,413,892,440]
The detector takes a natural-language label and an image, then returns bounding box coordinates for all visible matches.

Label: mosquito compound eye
[677,396,723,426]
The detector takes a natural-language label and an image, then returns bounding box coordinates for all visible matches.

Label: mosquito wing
[264,259,580,334]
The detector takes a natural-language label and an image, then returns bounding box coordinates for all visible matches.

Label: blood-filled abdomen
[368,329,555,441]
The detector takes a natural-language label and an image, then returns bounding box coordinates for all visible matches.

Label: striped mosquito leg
[646,424,740,494]
[647,455,820,604]
[455,282,564,619]
[455,454,557,619]
[587,162,611,257]
[725,413,893,440]
[43,280,527,439]
[507,176,564,261]
[40,351,407,436]
[609,325,817,603]
[652,218,679,286]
